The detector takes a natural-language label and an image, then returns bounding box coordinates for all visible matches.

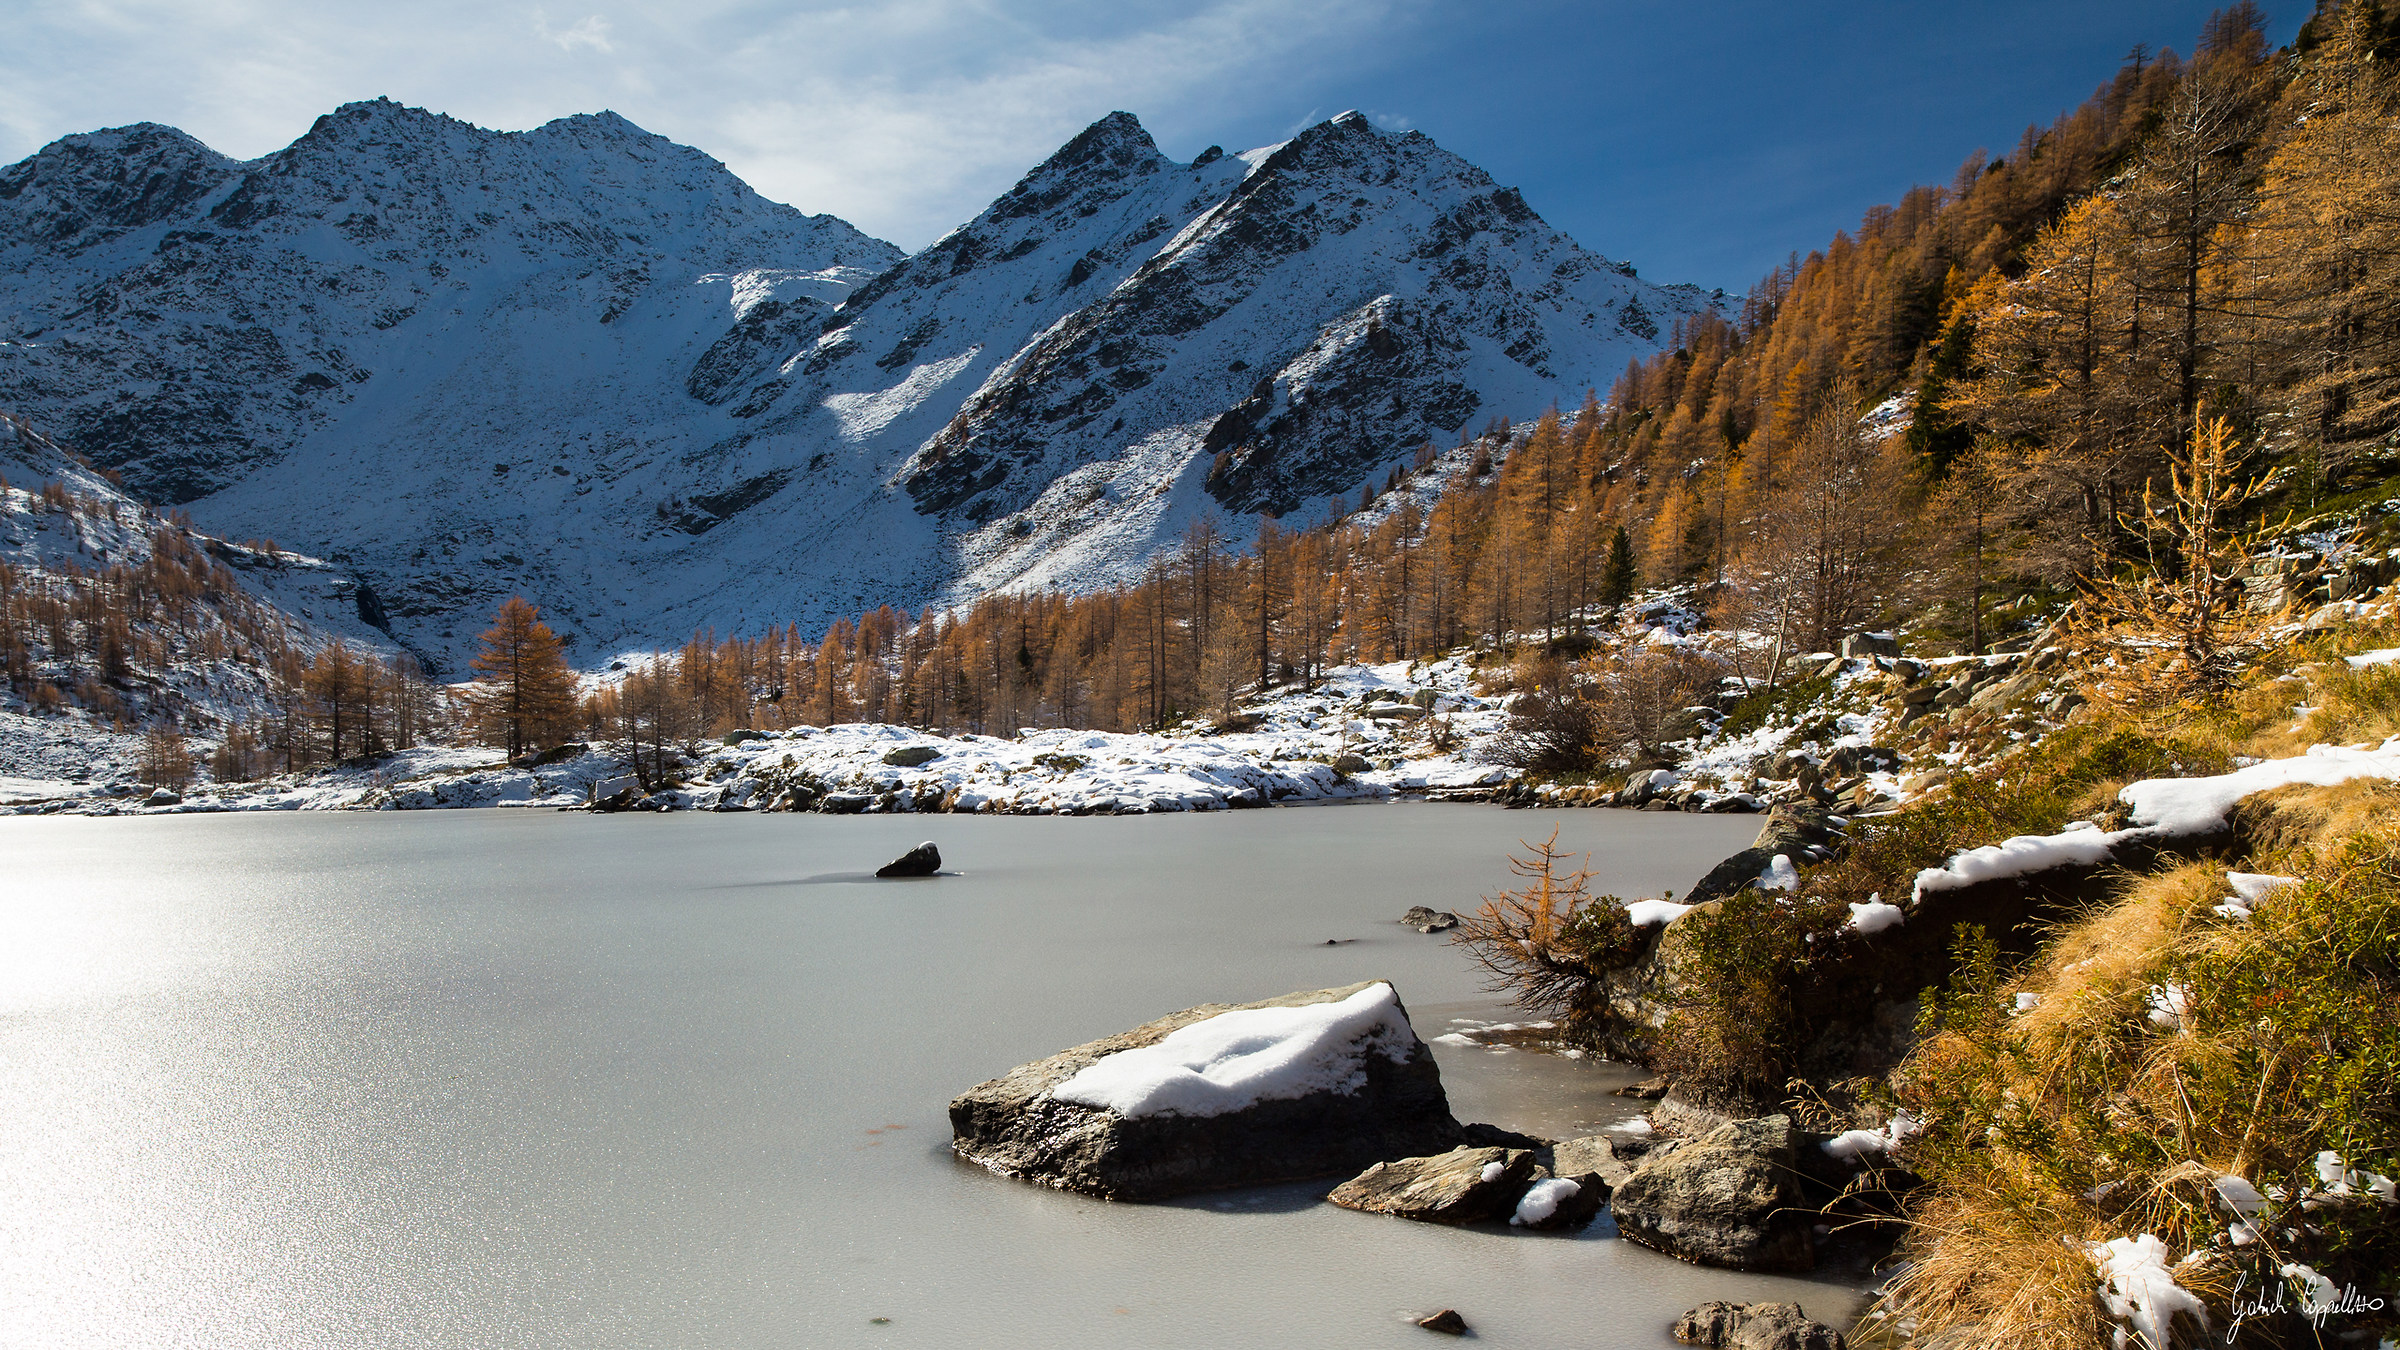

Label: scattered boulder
[1610,1115,1816,1272]
[1399,906,1459,933]
[1672,1301,1846,1350]
[1511,1169,1606,1229]
[949,981,1462,1200]
[1332,752,1373,775]
[1615,1076,1671,1099]
[882,744,941,767]
[1551,1134,1637,1187]
[144,787,182,806]
[876,841,942,878]
[1416,1309,1469,1335]
[1822,744,1896,777]
[1328,1145,1535,1224]
[1839,632,1900,659]
[1682,805,1845,908]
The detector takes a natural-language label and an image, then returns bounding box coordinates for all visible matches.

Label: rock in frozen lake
[1326,1145,1535,1224]
[1611,1115,1816,1271]
[949,981,1463,1200]
[876,841,942,877]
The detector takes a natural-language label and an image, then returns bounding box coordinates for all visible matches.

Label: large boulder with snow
[949,981,1463,1200]
[1611,1115,1816,1272]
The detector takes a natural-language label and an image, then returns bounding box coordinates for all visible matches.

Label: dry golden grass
[1881,781,2400,1348]
[1875,1174,2114,1350]
[1852,600,2400,1348]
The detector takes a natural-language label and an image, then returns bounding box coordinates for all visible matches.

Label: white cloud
[1369,110,1412,131]
[0,0,1427,251]
[535,12,614,54]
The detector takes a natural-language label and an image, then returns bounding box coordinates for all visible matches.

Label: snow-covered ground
[1909,736,2400,905]
[1,655,1517,816]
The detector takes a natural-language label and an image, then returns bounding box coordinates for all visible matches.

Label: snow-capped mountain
[1,101,1711,670]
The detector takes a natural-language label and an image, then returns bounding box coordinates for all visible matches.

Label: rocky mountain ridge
[2,100,1712,670]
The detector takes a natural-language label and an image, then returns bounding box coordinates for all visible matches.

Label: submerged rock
[876,841,942,877]
[1327,1145,1534,1224]
[1672,1301,1846,1350]
[1416,1309,1469,1335]
[1611,1115,1816,1272]
[950,981,1462,1200]
[1398,906,1459,933]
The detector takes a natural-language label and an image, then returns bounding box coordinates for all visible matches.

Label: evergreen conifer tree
[1599,526,1637,607]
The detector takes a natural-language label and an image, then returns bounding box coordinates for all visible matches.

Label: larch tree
[469,596,579,760]
[2248,7,2400,473]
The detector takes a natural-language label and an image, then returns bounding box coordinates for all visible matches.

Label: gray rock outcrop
[1683,805,1845,908]
[1673,1301,1846,1350]
[1551,1133,1639,1187]
[949,981,1462,1200]
[1611,1115,1816,1271]
[1327,1145,1534,1223]
[1399,906,1459,933]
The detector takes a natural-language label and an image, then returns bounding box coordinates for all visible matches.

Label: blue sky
[1,0,2298,293]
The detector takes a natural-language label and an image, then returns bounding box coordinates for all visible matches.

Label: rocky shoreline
[949,975,1883,1346]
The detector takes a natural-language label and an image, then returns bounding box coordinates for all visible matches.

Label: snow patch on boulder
[1051,982,1416,1119]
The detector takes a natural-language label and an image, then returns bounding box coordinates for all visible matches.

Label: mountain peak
[983,111,1167,225]
[0,122,234,252]
[528,110,658,146]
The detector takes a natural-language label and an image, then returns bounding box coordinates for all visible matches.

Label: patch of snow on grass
[1050,983,1416,1119]
[1625,898,1694,927]
[2122,740,2400,834]
[2147,984,2190,1031]
[1916,742,2400,901]
[1847,900,1906,934]
[1822,1110,1920,1162]
[2090,1234,2210,1350]
[2215,871,2299,920]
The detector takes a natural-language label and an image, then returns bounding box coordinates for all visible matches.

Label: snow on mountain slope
[0,410,385,649]
[1,102,1708,672]
[0,410,399,795]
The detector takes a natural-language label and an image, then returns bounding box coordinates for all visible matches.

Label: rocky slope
[0,409,394,794]
[1,102,1708,671]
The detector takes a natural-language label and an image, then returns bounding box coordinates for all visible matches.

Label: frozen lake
[1,804,1867,1348]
